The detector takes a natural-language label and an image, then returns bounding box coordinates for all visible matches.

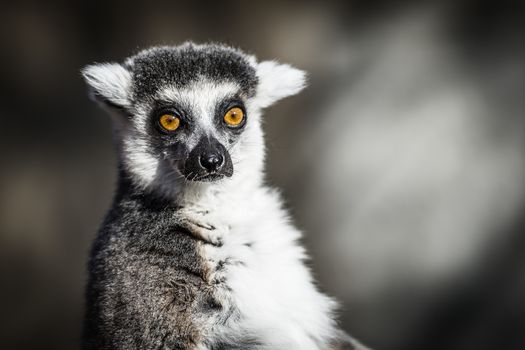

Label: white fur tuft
[81,63,131,107]
[255,61,307,108]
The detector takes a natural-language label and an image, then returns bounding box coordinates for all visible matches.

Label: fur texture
[82,42,366,350]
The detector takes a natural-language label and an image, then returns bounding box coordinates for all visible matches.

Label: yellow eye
[223,107,245,127]
[159,114,180,131]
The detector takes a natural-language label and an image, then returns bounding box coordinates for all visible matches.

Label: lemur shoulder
[82,42,368,350]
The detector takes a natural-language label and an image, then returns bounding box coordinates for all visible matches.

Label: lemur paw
[177,208,228,246]
[178,217,223,246]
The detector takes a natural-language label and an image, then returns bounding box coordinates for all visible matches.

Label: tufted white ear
[255,61,307,108]
[81,63,132,108]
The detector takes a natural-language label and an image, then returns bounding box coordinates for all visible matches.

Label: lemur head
[82,42,305,197]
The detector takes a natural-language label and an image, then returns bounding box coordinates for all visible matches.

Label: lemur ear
[81,63,132,109]
[255,61,307,108]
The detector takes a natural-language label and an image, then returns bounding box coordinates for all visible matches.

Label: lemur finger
[179,218,222,246]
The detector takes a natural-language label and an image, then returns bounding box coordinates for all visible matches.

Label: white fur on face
[157,80,241,149]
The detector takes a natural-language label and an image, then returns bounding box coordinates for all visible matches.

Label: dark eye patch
[215,96,247,133]
[148,100,195,135]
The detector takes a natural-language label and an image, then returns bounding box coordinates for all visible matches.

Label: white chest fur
[185,187,337,350]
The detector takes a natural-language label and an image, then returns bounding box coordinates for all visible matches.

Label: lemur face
[134,77,252,184]
[83,43,306,194]
[149,87,244,182]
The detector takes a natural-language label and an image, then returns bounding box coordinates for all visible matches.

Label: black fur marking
[216,260,227,271]
[147,102,195,142]
[202,296,223,312]
[214,97,248,133]
[183,136,234,181]
[129,43,258,102]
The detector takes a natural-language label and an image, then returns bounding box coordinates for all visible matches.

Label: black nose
[199,153,224,172]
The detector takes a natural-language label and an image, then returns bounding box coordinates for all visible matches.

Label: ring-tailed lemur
[82,42,368,350]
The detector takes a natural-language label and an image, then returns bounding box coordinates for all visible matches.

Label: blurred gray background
[1,0,524,349]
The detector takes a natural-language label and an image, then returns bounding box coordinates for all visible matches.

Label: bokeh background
[1,0,525,349]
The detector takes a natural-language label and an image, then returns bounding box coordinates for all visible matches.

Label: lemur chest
[179,196,309,331]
